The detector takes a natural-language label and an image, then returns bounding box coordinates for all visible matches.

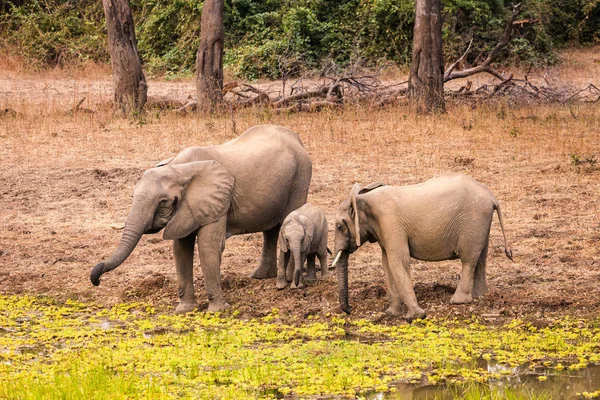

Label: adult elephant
[332,173,512,322]
[90,125,312,313]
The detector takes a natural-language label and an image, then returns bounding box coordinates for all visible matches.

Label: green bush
[0,0,107,67]
[0,0,597,78]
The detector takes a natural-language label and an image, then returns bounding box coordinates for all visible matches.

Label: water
[373,362,600,399]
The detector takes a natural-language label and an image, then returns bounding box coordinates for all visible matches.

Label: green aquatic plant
[0,295,599,399]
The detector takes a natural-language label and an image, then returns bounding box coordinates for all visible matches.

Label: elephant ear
[299,215,314,253]
[278,222,289,253]
[349,182,384,246]
[359,181,385,194]
[163,161,235,240]
[348,183,362,247]
[155,156,174,168]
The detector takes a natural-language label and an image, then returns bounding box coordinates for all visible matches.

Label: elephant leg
[472,243,489,298]
[251,225,280,279]
[173,232,199,314]
[197,217,229,312]
[276,250,290,290]
[450,252,479,304]
[305,254,317,281]
[317,250,330,279]
[386,247,426,322]
[318,236,330,279]
[381,249,403,316]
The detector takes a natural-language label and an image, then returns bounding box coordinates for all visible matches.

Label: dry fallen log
[273,86,331,107]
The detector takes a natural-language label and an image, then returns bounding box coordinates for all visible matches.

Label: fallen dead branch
[445,77,600,104]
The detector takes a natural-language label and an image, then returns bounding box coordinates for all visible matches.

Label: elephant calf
[332,173,512,322]
[276,203,330,289]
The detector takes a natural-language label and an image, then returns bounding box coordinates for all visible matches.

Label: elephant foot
[472,284,489,298]
[207,300,230,313]
[305,273,317,282]
[450,291,473,304]
[276,279,289,290]
[385,306,403,317]
[405,307,426,323]
[289,282,305,289]
[320,271,332,279]
[250,264,277,279]
[175,301,199,314]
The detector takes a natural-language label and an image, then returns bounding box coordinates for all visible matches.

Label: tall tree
[408,0,445,114]
[102,0,147,113]
[195,0,224,112]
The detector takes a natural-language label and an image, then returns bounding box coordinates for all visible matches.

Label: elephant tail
[493,201,513,261]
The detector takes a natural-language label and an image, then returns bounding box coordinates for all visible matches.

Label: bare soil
[1,48,599,326]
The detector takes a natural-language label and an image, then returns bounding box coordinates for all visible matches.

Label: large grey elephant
[332,173,512,322]
[90,125,312,313]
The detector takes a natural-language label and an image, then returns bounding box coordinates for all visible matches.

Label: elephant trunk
[291,242,303,287]
[90,197,153,286]
[335,251,351,313]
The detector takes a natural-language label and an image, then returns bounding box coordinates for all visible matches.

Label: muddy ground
[1,48,599,326]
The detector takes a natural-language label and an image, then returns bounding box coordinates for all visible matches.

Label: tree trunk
[408,0,445,114]
[102,0,147,113]
[195,0,224,113]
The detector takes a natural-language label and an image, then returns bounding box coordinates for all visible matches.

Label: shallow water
[376,362,600,399]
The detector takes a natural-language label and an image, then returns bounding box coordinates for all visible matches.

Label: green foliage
[547,0,600,44]
[0,0,597,77]
[0,0,107,68]
[1,295,600,398]
[131,0,203,76]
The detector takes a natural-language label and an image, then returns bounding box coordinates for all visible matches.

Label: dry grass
[0,47,599,324]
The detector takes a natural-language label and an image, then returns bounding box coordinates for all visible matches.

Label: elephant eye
[159,199,169,207]
[336,224,343,231]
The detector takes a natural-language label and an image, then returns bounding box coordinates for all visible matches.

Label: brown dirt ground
[0,47,599,326]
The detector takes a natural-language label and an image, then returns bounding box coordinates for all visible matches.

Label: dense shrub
[0,0,598,77]
[0,0,107,67]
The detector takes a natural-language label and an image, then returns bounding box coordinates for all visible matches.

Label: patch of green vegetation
[1,295,599,399]
[2,0,599,77]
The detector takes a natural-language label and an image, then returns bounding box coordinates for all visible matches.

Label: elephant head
[90,160,234,286]
[332,182,385,313]
[280,214,314,287]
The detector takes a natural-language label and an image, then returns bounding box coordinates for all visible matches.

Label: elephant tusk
[110,222,125,230]
[331,250,342,268]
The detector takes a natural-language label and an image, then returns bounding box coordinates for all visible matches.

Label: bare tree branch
[444,38,473,77]
[444,4,522,83]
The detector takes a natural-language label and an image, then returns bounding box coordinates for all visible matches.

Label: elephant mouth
[145,226,163,234]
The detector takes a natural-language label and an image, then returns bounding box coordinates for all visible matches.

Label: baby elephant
[277,204,330,289]
[332,173,512,322]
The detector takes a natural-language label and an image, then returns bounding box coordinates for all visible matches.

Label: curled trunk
[336,251,351,313]
[90,198,152,286]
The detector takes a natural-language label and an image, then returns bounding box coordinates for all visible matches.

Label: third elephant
[332,173,512,322]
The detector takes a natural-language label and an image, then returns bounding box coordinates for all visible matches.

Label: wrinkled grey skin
[333,173,512,322]
[90,125,312,313]
[276,203,330,290]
